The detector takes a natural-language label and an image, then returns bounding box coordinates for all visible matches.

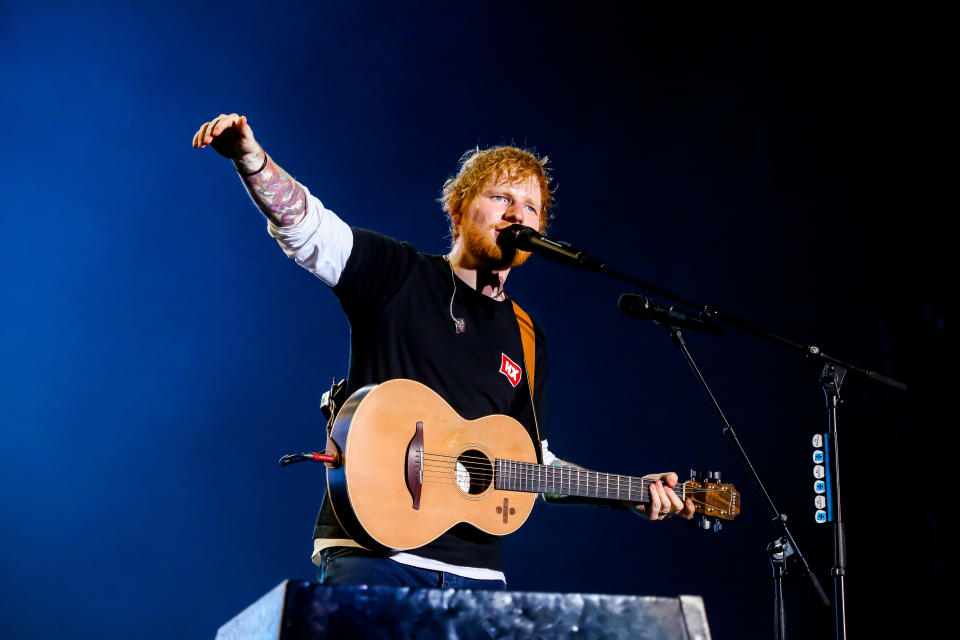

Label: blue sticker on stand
[824,433,833,522]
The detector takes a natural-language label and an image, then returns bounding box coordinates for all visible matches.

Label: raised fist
[192,113,262,168]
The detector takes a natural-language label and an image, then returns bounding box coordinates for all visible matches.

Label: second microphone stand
[662,322,831,638]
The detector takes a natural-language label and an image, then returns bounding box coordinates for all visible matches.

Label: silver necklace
[445,255,466,334]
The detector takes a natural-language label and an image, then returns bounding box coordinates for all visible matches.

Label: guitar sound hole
[455,449,493,495]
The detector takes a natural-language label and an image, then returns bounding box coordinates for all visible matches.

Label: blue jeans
[318,547,506,591]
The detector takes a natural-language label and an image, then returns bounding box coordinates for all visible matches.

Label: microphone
[498,224,604,271]
[618,294,723,335]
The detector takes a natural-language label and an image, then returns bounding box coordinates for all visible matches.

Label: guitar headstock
[684,470,740,532]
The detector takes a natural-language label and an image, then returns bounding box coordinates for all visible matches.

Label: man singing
[193,113,695,590]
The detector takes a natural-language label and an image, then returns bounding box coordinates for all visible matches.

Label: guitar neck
[494,459,651,503]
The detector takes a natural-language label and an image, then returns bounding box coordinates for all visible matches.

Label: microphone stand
[598,265,899,640]
[506,231,908,639]
[665,320,830,640]
[821,364,848,640]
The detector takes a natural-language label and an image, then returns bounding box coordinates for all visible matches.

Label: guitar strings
[413,476,728,512]
[419,463,656,486]
[419,453,728,489]
[420,459,685,482]
[420,459,729,488]
[419,464,699,491]
[419,457,729,492]
[416,471,731,508]
[414,451,734,510]
[420,452,659,480]
[417,468,731,495]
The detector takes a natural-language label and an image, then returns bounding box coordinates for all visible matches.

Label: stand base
[216,581,713,640]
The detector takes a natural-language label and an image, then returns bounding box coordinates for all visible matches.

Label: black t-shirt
[314,227,548,571]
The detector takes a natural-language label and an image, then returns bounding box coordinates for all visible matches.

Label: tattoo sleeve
[239,154,307,227]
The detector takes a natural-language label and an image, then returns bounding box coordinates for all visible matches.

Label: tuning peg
[708,470,722,483]
[691,468,711,483]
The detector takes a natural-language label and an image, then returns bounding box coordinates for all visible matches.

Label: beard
[460,223,532,270]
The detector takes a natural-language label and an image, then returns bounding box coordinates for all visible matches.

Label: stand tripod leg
[769,537,790,640]
[833,567,847,639]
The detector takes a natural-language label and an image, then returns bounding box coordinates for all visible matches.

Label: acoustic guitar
[324,378,740,552]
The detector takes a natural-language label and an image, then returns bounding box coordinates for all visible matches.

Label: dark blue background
[1,3,947,638]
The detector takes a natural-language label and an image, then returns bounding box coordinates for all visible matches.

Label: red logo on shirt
[499,353,522,387]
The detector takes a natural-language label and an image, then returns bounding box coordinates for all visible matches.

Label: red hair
[439,145,555,241]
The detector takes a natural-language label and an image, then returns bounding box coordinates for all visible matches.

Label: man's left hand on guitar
[635,472,696,521]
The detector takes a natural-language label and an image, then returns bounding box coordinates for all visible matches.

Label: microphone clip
[618,293,723,335]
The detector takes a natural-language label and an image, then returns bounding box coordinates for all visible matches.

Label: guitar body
[326,379,539,552]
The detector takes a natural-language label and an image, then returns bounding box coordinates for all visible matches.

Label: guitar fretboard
[494,459,651,503]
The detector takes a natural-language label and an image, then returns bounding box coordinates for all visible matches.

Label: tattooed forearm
[541,459,627,509]
[542,459,585,503]
[240,154,306,227]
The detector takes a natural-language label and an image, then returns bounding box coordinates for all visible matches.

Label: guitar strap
[511,300,544,465]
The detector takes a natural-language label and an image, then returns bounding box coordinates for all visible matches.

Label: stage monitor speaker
[215,580,712,640]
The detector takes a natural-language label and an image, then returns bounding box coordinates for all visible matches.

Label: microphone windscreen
[617,294,649,318]
[498,224,536,250]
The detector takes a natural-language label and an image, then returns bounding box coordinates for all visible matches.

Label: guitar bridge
[405,421,424,510]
